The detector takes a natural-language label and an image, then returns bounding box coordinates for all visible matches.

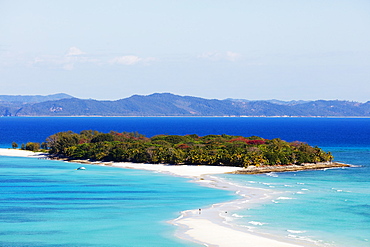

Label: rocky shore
[232,162,350,175]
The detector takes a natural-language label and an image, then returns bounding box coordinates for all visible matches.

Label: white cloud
[198,51,242,62]
[66,46,85,56]
[198,51,222,61]
[225,51,242,62]
[22,47,156,70]
[111,55,142,65]
[110,55,156,65]
[30,47,100,70]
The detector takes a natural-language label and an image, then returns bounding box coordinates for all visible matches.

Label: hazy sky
[1,0,370,101]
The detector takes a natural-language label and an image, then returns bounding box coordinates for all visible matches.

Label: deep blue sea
[0,117,369,246]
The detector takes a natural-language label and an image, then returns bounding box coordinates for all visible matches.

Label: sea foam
[249,221,267,226]
[277,197,295,200]
[287,230,306,234]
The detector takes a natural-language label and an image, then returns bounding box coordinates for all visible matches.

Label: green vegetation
[19,142,40,151]
[42,130,333,167]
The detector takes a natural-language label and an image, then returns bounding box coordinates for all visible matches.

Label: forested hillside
[1,93,370,117]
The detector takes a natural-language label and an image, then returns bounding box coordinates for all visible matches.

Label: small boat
[77,167,86,170]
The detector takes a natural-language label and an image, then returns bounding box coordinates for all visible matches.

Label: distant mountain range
[0,93,74,104]
[1,93,370,117]
[226,98,310,106]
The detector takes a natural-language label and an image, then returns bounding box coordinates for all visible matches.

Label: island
[15,130,349,172]
[3,131,352,247]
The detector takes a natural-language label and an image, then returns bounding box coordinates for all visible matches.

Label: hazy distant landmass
[0,93,74,104]
[1,93,370,117]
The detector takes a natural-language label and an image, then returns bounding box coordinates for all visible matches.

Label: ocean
[220,147,370,247]
[0,117,369,246]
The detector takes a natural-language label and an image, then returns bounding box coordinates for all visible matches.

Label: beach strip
[174,217,302,247]
[169,173,309,247]
[0,148,47,158]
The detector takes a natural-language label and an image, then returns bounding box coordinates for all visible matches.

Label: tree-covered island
[20,130,335,168]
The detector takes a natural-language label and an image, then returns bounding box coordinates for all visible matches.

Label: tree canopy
[43,130,333,167]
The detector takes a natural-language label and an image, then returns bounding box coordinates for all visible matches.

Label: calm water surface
[0,156,236,246]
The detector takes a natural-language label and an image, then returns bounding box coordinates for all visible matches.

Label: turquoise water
[220,147,370,247]
[0,117,369,246]
[0,156,236,246]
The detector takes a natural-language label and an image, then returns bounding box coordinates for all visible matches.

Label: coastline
[0,148,345,247]
[0,148,349,175]
[169,174,314,247]
[233,162,350,174]
[0,148,48,158]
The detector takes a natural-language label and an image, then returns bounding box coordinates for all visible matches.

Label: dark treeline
[26,130,335,167]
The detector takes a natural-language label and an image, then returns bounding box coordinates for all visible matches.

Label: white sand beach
[111,162,242,178]
[0,148,308,247]
[169,174,308,247]
[174,217,302,247]
[0,148,47,158]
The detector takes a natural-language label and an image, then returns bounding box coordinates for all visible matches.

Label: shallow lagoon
[0,156,236,246]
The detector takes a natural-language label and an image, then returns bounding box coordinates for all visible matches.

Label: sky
[1,0,370,101]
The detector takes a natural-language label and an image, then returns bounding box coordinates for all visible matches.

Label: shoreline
[0,148,349,175]
[232,162,350,174]
[170,175,316,247]
[0,148,48,158]
[0,148,348,246]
